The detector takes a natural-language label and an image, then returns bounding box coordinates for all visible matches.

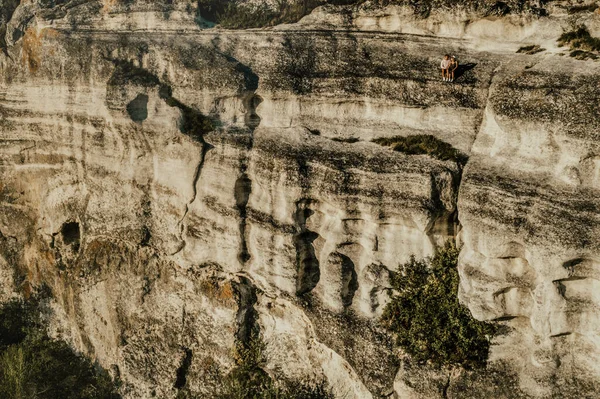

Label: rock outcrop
[0,0,600,398]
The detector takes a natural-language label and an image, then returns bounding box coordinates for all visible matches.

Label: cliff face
[1,1,600,398]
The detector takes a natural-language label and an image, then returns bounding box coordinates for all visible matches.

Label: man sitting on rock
[440,54,451,82]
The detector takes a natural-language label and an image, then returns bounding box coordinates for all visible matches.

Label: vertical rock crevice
[174,347,193,390]
[244,94,263,130]
[202,44,263,267]
[235,172,252,264]
[215,51,261,266]
[172,138,213,255]
[426,152,467,245]
[233,276,259,345]
[340,253,358,308]
[442,373,451,399]
[294,199,320,296]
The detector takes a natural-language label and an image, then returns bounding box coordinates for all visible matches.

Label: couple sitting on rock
[440,55,458,82]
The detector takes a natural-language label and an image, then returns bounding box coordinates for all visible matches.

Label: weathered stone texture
[0,1,600,398]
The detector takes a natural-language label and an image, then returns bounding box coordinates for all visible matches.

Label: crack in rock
[294,199,320,296]
[233,276,259,345]
[174,347,193,390]
[235,172,252,264]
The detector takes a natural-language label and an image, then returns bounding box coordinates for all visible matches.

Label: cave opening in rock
[126,93,149,122]
[340,254,359,307]
[294,229,320,296]
[61,221,80,251]
[294,201,321,296]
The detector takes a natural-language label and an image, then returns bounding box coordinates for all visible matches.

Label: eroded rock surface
[0,1,599,398]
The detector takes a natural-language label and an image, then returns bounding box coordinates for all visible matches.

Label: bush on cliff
[373,135,468,166]
[215,337,334,399]
[197,0,548,28]
[197,0,324,28]
[381,241,496,369]
[0,295,120,399]
[558,26,600,60]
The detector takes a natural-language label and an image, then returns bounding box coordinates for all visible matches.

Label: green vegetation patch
[331,137,360,143]
[197,0,549,28]
[381,241,496,369]
[216,337,333,399]
[567,3,598,14]
[558,26,600,59]
[373,135,468,166]
[197,0,324,29]
[516,44,545,54]
[0,294,120,399]
[569,50,598,60]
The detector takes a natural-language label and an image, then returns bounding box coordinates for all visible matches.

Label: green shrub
[197,0,547,28]
[0,297,120,399]
[567,3,598,14]
[558,26,600,59]
[218,3,278,29]
[372,135,468,166]
[331,137,360,143]
[197,0,325,29]
[516,44,545,54]
[381,241,496,369]
[0,299,43,347]
[217,337,334,399]
[569,49,598,60]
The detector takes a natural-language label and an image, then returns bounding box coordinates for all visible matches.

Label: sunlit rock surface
[0,0,599,397]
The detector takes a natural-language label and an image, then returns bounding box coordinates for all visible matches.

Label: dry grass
[200,279,236,307]
[102,0,118,14]
[85,239,106,254]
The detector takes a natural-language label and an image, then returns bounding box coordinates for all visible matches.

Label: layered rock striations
[0,0,599,398]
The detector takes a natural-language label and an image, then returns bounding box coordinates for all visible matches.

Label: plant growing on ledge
[373,135,468,167]
[197,0,325,29]
[558,26,600,60]
[381,241,496,369]
[215,335,334,399]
